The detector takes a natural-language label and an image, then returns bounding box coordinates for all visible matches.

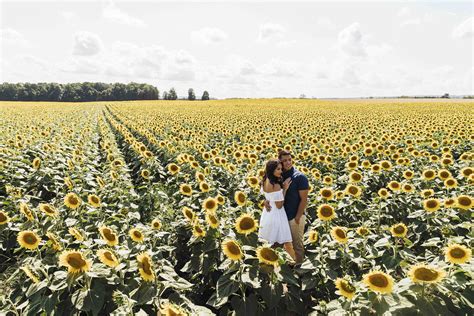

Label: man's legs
[289,215,305,264]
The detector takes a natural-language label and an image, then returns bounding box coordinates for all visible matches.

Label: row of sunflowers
[0,99,472,315]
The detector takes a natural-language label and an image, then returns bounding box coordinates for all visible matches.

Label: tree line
[0,82,210,102]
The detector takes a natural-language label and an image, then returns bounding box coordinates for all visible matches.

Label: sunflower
[388,181,401,192]
[19,202,34,221]
[59,250,91,274]
[17,231,41,250]
[199,181,210,192]
[0,210,10,225]
[179,184,193,196]
[32,157,41,169]
[408,264,445,284]
[234,191,247,206]
[345,184,362,198]
[420,189,434,198]
[438,169,451,180]
[192,224,206,237]
[69,227,84,241]
[235,213,257,235]
[202,197,218,212]
[317,204,336,221]
[443,198,456,208]
[247,176,259,188]
[151,219,162,230]
[216,195,225,205]
[195,171,205,182]
[363,271,394,294]
[64,192,81,209]
[422,169,436,181]
[137,252,155,282]
[456,195,472,210]
[99,226,118,246]
[182,207,196,222]
[222,239,243,261]
[141,169,151,180]
[46,232,62,251]
[21,266,39,283]
[445,244,472,264]
[39,203,58,217]
[331,226,348,244]
[167,163,180,175]
[205,212,219,229]
[335,278,356,299]
[403,170,415,180]
[308,230,319,243]
[323,176,333,185]
[402,183,414,193]
[349,171,362,183]
[129,228,144,243]
[390,223,407,238]
[96,176,106,188]
[87,194,101,208]
[423,198,441,213]
[159,302,187,316]
[256,246,279,266]
[460,167,473,178]
[356,226,370,237]
[97,249,119,268]
[319,188,334,200]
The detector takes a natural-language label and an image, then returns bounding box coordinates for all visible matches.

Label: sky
[0,0,473,98]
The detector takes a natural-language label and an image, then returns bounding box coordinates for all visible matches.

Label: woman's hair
[261,158,283,187]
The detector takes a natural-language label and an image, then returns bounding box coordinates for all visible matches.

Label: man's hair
[278,149,292,160]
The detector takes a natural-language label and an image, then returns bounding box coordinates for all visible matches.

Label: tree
[188,88,196,101]
[162,91,169,100]
[201,90,210,100]
[168,88,177,100]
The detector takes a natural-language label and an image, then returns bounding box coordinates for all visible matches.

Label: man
[265,150,309,264]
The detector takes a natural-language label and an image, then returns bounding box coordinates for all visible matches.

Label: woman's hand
[283,178,292,190]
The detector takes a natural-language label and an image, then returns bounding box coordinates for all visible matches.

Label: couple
[259,150,309,264]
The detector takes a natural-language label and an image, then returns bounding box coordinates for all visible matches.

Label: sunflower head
[179,184,193,196]
[21,266,39,283]
[202,197,218,212]
[137,252,155,282]
[0,210,10,225]
[345,185,361,198]
[390,223,407,238]
[141,169,151,180]
[17,231,41,250]
[235,213,257,235]
[151,219,162,230]
[222,239,243,261]
[388,181,401,192]
[363,270,394,294]
[129,228,144,243]
[308,230,319,243]
[456,195,472,210]
[159,302,188,316]
[331,226,348,244]
[199,181,210,192]
[234,191,247,206]
[335,278,356,299]
[167,163,180,175]
[59,250,91,274]
[32,157,41,170]
[64,192,81,209]
[356,226,370,237]
[423,198,441,213]
[99,226,118,246]
[182,207,196,222]
[39,203,58,217]
[192,224,206,238]
[408,264,445,284]
[247,176,259,188]
[205,212,219,229]
[319,188,334,200]
[97,249,119,268]
[69,227,84,241]
[256,246,280,267]
[445,244,472,264]
[87,194,101,208]
[317,204,336,221]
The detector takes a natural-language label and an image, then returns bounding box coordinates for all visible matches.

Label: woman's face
[273,163,282,177]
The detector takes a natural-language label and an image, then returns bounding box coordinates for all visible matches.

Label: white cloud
[397,7,411,18]
[0,28,29,47]
[59,57,102,74]
[191,27,228,44]
[258,23,286,42]
[103,1,146,28]
[316,17,336,30]
[72,31,102,56]
[453,16,474,38]
[174,50,196,65]
[259,58,299,77]
[400,18,421,27]
[338,23,367,57]
[60,11,75,21]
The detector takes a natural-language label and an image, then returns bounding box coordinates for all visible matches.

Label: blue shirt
[282,167,309,221]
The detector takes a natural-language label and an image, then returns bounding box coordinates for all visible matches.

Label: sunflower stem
[421,282,425,299]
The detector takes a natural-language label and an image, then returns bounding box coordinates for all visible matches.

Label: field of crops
[0,99,472,315]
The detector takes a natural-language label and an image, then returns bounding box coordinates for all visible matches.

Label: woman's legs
[283,242,296,261]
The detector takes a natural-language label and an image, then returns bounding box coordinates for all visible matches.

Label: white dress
[258,187,293,244]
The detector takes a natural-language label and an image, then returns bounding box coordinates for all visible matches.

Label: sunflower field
[0,99,473,315]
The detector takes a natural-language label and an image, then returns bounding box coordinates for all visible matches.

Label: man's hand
[295,214,302,224]
[264,200,271,212]
[283,178,292,190]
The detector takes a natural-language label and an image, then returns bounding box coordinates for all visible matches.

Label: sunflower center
[104,251,114,261]
[24,233,38,245]
[413,267,439,281]
[335,229,346,239]
[205,201,216,209]
[348,187,358,195]
[458,197,470,206]
[320,206,333,217]
[133,231,142,238]
[0,213,7,222]
[185,210,194,219]
[427,200,438,208]
[141,258,152,274]
[239,217,255,230]
[43,205,54,213]
[68,196,78,205]
[91,196,99,204]
[237,194,246,203]
[67,253,86,269]
[261,248,278,262]
[226,242,241,256]
[183,186,191,193]
[368,274,389,287]
[322,190,331,198]
[450,248,466,258]
[424,171,434,178]
[103,229,116,241]
[394,226,405,234]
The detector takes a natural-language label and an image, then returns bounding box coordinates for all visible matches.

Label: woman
[258,158,296,262]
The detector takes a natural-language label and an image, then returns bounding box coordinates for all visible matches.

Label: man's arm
[295,189,309,224]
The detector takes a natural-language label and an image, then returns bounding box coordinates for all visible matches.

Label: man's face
[280,154,292,171]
